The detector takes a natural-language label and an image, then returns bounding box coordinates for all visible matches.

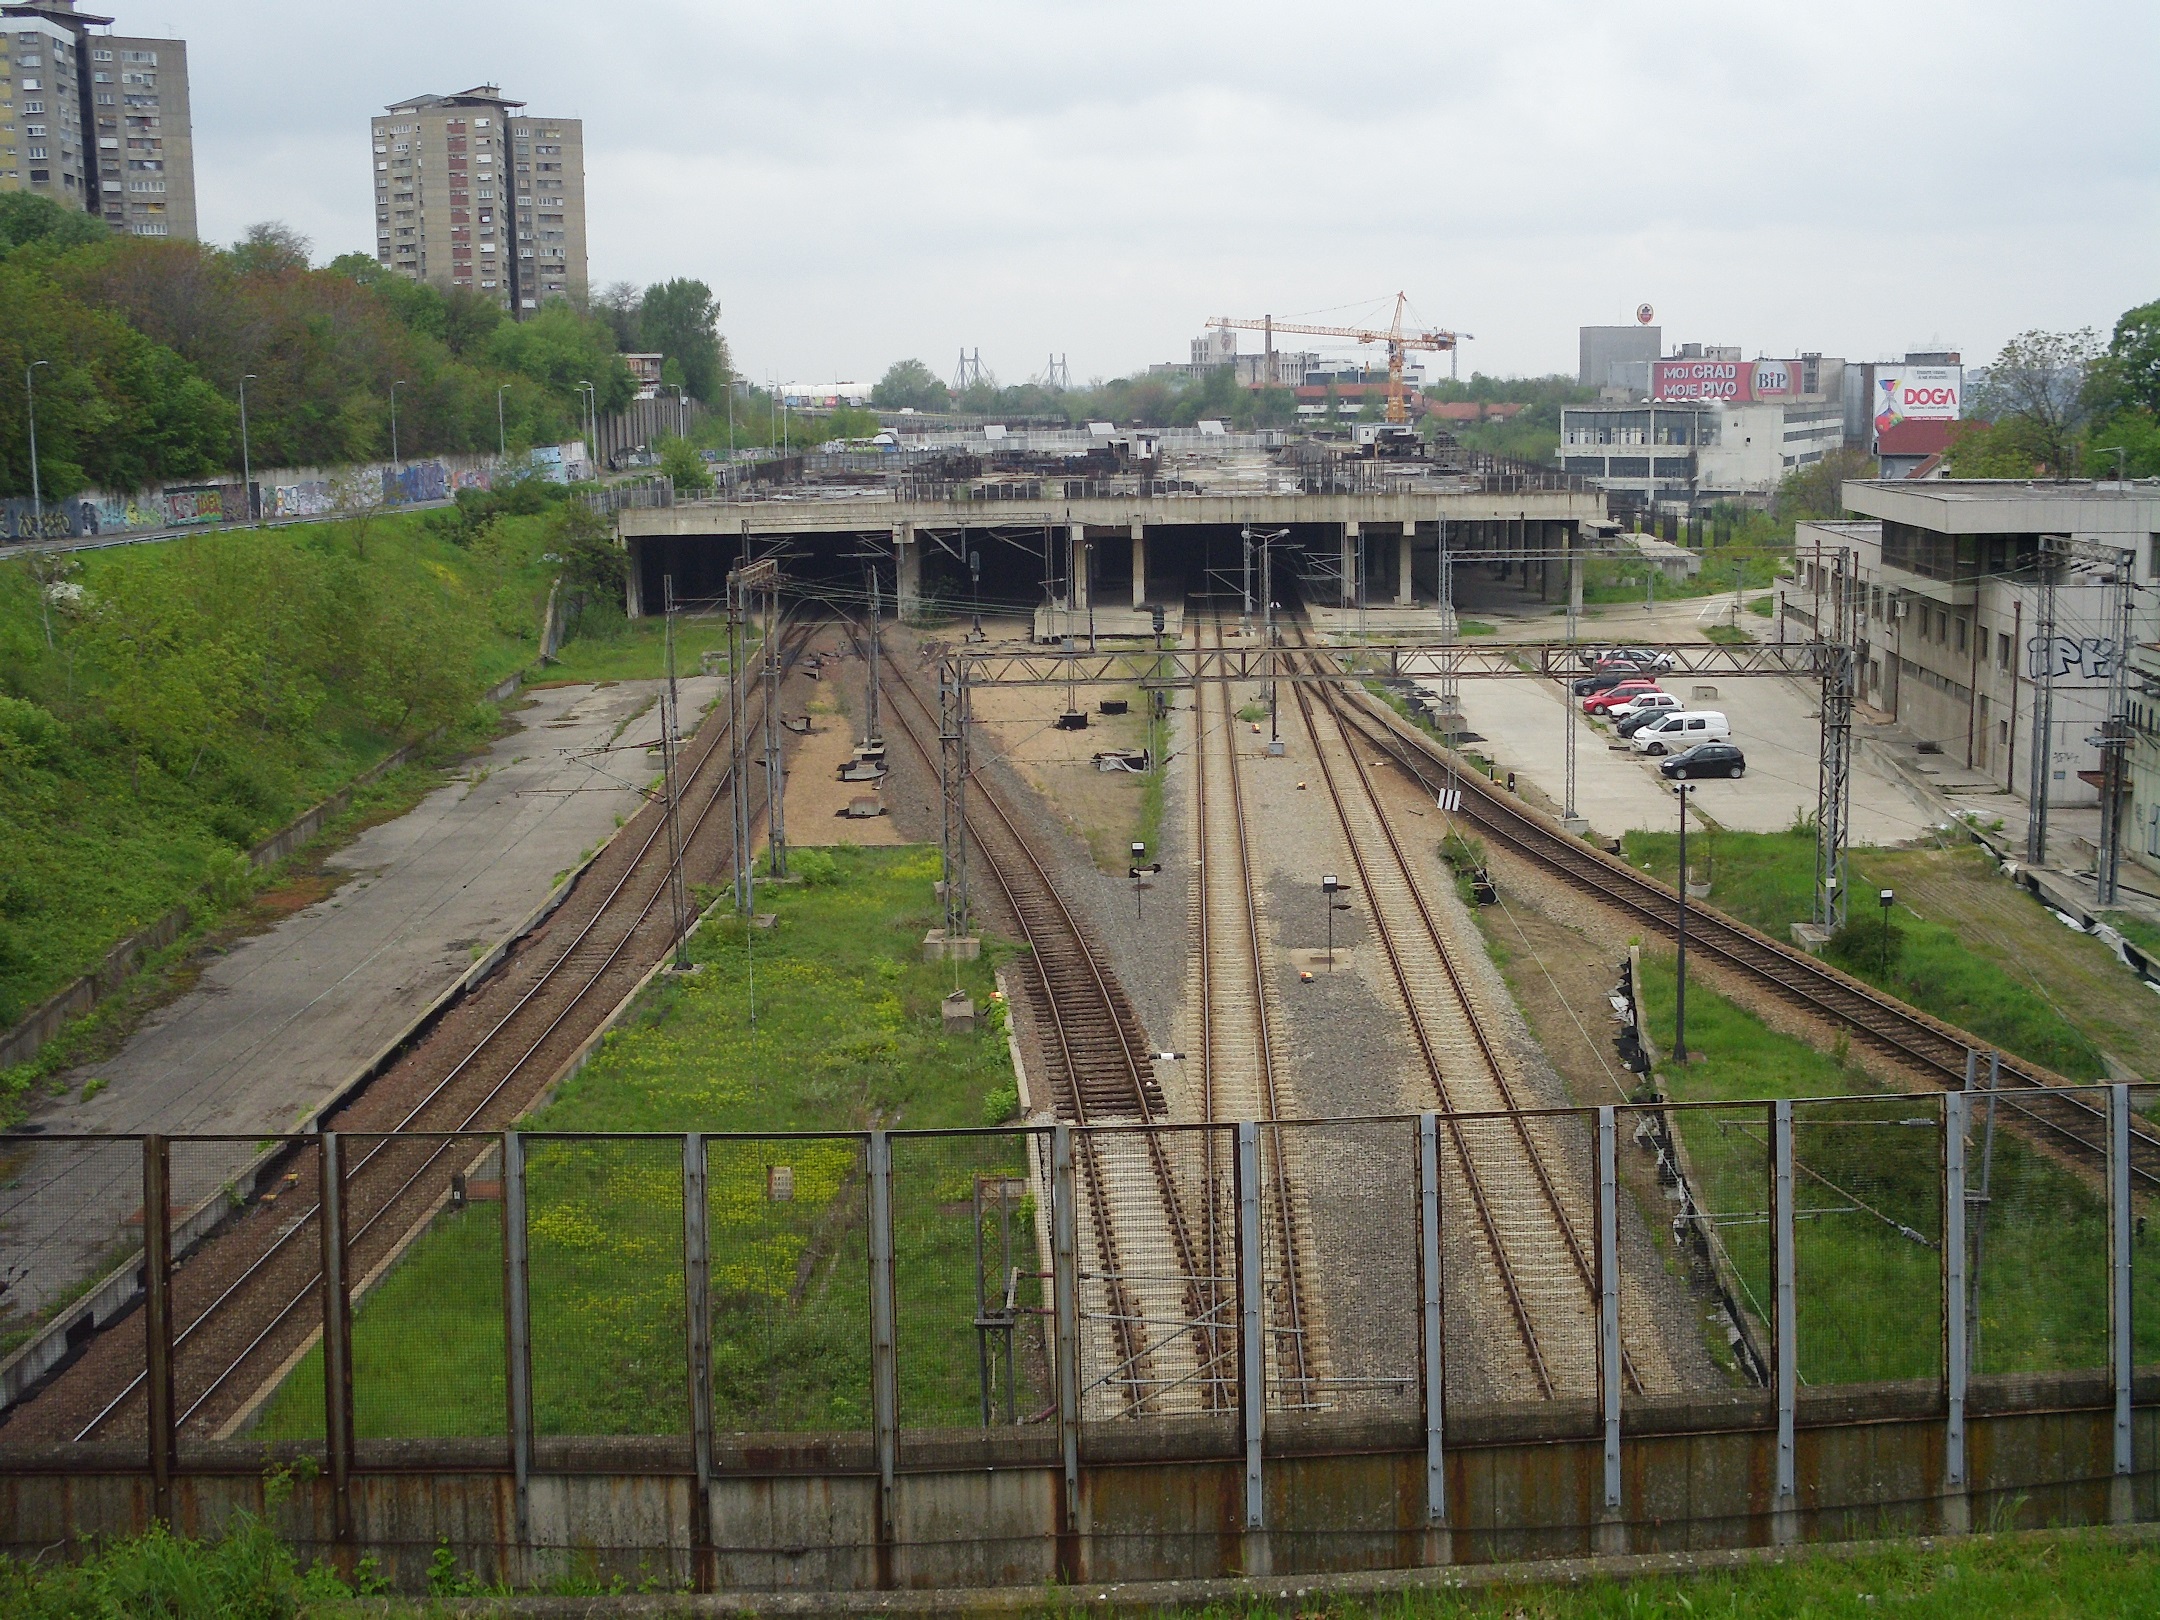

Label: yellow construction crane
[1208,293,1458,424]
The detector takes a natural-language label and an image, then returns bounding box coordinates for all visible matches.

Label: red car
[1582,681,1661,714]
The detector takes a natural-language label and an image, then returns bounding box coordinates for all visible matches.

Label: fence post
[1942,1092,1969,1533]
[2110,1084,2135,1524]
[1236,1120,1269,1575]
[1418,1113,1449,1563]
[142,1134,176,1526]
[1594,1107,1625,1555]
[317,1132,355,1554]
[867,1130,899,1587]
[1771,1100,1798,1544]
[681,1133,715,1591]
[501,1132,534,1549]
[1050,1124,1081,1582]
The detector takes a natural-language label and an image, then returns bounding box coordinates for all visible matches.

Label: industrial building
[1578,323,1662,395]
[0,0,195,239]
[1790,481,2160,874]
[371,85,587,313]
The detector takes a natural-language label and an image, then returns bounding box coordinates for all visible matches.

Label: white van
[1630,710,1730,754]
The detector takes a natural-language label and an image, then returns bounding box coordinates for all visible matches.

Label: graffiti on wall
[2028,634,2119,682]
[382,461,450,505]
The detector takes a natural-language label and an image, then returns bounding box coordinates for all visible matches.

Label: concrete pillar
[1396,523,1414,606]
[1568,524,1583,619]
[1069,524,1089,611]
[623,539,644,619]
[1130,521,1146,609]
[893,521,920,621]
[1342,521,1359,607]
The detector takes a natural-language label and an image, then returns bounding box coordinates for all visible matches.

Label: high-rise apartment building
[0,0,196,238]
[371,85,587,315]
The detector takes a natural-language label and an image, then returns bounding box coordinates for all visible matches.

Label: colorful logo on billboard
[1874,367,1963,434]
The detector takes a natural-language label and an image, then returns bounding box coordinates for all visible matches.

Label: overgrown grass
[253,846,1039,1442]
[538,607,740,684]
[1636,956,2160,1383]
[1457,619,1497,636]
[0,510,572,1030]
[2105,909,2160,964]
[1578,545,1787,604]
[1622,827,2106,1080]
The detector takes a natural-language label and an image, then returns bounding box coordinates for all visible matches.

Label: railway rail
[1282,626,1666,1401]
[1313,650,2160,1191]
[860,628,1230,1417]
[5,616,818,1445]
[1191,607,1317,1408]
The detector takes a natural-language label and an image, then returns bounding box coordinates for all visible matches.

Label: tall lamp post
[388,378,407,472]
[496,383,510,460]
[24,359,50,522]
[1672,781,1694,1063]
[575,380,594,470]
[238,374,258,517]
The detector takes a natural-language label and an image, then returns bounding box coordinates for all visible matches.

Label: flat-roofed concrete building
[371,84,587,313]
[0,0,194,237]
[1792,481,2160,871]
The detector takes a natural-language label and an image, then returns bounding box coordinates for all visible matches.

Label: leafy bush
[790,848,840,887]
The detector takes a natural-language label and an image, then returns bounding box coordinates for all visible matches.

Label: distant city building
[1149,329,1319,387]
[0,0,195,238]
[371,85,587,314]
[623,353,664,399]
[1579,324,1662,395]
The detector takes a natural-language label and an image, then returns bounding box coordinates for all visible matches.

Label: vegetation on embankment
[1622,826,2112,1081]
[254,846,1033,1442]
[1633,956,2160,1384]
[0,491,640,1045]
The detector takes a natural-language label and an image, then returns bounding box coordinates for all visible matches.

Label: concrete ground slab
[0,676,716,1322]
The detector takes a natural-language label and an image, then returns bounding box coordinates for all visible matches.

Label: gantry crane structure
[1207,293,1458,424]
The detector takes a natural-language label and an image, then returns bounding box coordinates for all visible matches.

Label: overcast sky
[145,1,2159,387]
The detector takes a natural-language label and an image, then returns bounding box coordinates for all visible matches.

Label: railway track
[1312,650,2160,1191]
[1190,607,1321,1409]
[860,629,1230,1417]
[1281,626,1670,1401]
[6,616,818,1446]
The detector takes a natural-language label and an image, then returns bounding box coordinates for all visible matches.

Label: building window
[1956,616,1968,653]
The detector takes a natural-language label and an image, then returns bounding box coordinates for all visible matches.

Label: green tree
[1944,418,2046,478]
[1969,328,2100,472]
[637,279,726,402]
[870,359,950,412]
[656,435,712,492]
[0,192,107,257]
[229,221,311,276]
[1773,448,1877,526]
[2087,298,2160,418]
[486,303,635,413]
[592,280,644,352]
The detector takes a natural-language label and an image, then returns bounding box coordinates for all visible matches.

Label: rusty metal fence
[0,1084,2153,1544]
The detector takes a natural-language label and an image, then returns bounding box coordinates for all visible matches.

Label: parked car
[1573,670,1645,697]
[1659,741,1748,779]
[1608,691,1682,726]
[1582,681,1661,714]
[1616,702,1682,738]
[1631,710,1732,754]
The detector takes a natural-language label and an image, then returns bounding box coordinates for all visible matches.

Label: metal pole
[1970,1052,2000,1368]
[1771,1100,1798,1542]
[661,577,690,966]
[1943,1091,1968,1517]
[2026,544,2058,867]
[502,1131,534,1546]
[1050,1123,1081,1571]
[1596,1106,1623,1543]
[1236,1120,1268,1571]
[497,383,509,460]
[239,374,256,517]
[1418,1113,1448,1538]
[1674,784,1691,1063]
[142,1134,175,1524]
[764,581,787,879]
[389,379,404,471]
[24,361,48,521]
[867,1130,899,1575]
[2110,1083,2135,1522]
[318,1131,355,1551]
[682,1133,715,1588]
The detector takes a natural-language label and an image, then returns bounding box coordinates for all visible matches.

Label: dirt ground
[968,678,1160,872]
[783,645,903,847]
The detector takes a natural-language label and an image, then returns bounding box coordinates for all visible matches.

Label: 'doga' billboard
[1652,359,1799,402]
[1874,366,1963,432]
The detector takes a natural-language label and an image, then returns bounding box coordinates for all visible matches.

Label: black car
[1615,707,1671,739]
[1571,670,1638,697]
[1659,741,1746,780]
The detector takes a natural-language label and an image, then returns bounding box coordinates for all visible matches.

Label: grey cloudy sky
[155,1,2158,385]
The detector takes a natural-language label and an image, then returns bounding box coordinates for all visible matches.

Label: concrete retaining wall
[1,1372,2147,1594]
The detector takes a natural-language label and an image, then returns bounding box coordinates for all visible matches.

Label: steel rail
[1195,608,1312,1405]
[864,629,1226,1414]
[73,617,816,1440]
[1322,671,2160,1191]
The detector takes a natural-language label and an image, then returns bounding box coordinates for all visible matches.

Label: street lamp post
[1878,888,1896,977]
[389,378,407,471]
[496,383,510,460]
[24,360,50,522]
[575,379,594,470]
[1321,873,1353,971]
[238,373,257,516]
[1127,841,1161,921]
[1673,781,1694,1063]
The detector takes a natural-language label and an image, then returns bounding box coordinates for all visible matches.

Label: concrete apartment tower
[0,0,196,238]
[371,85,587,315]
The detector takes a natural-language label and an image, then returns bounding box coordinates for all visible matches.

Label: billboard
[1874,366,1963,433]
[1652,359,1799,402]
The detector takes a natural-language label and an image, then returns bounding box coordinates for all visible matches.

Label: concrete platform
[0,676,716,1323]
[1029,604,1185,643]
